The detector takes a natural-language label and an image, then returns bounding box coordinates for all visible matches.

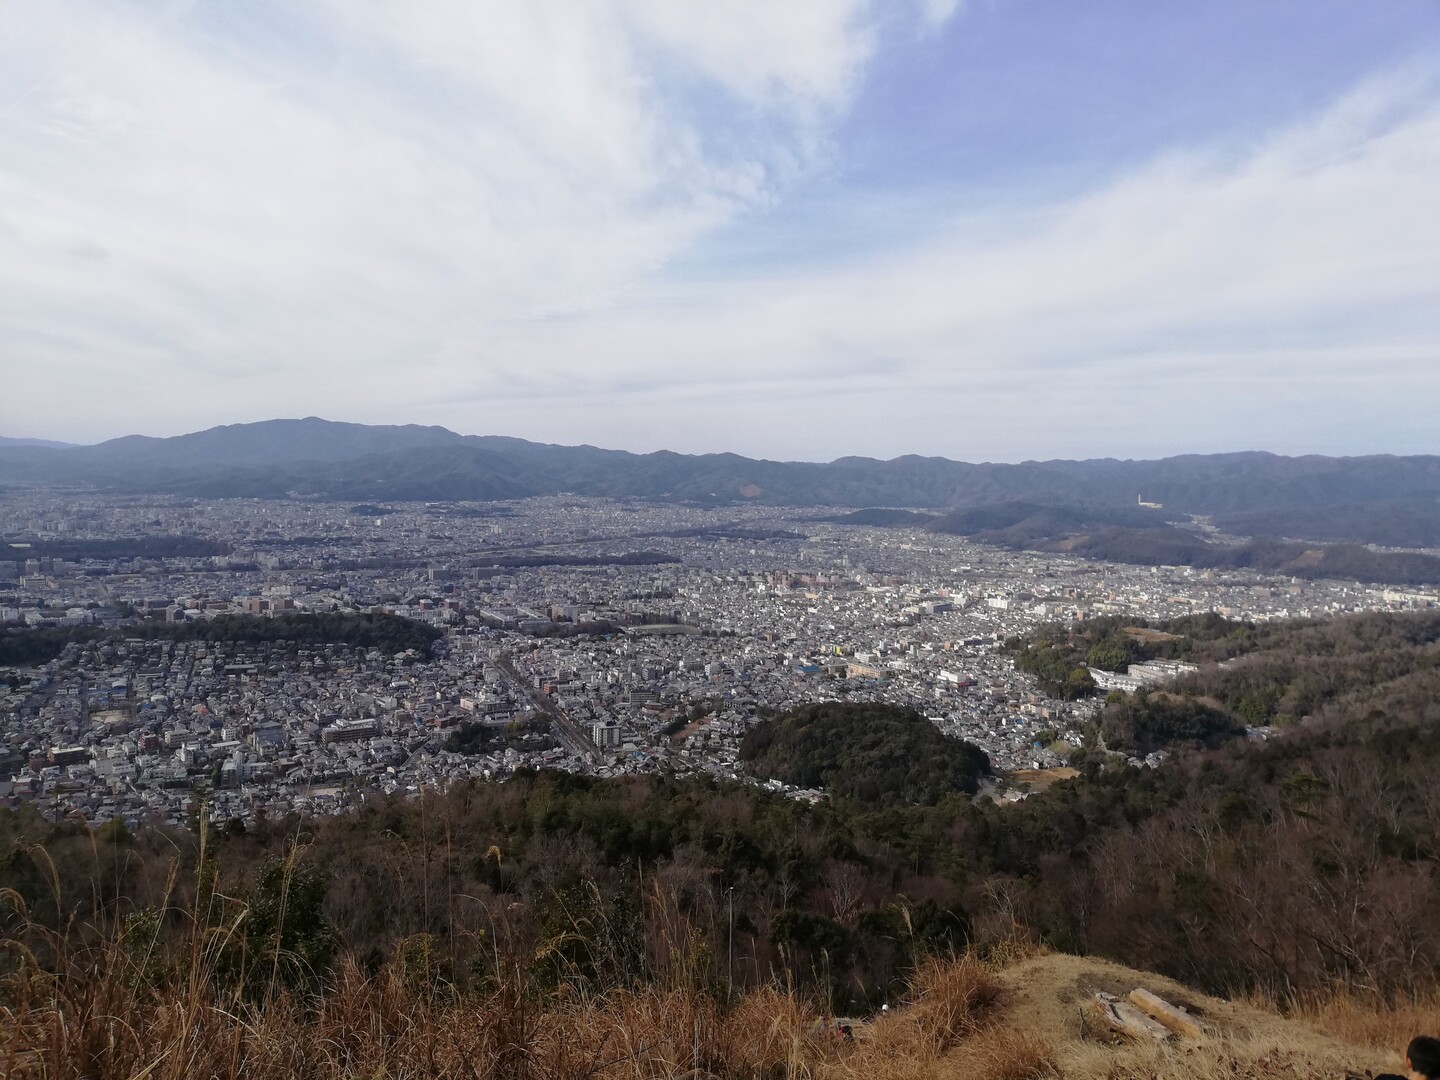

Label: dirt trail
[988,952,1406,1080]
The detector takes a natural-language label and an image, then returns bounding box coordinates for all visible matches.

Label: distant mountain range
[3,417,1439,553]
[918,502,1440,586]
[0,436,76,450]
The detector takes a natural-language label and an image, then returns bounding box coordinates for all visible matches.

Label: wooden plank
[1091,993,1173,1042]
[1128,988,1206,1039]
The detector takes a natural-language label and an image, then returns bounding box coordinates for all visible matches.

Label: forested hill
[1010,607,1440,750]
[0,611,445,666]
[739,702,991,805]
[911,501,1440,586]
[2,608,1440,1015]
[4,417,1440,547]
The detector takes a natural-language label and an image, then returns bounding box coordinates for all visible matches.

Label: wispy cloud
[434,66,1440,460]
[0,1,944,432]
[0,4,1436,461]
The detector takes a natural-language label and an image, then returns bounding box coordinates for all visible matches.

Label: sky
[2,0,1439,462]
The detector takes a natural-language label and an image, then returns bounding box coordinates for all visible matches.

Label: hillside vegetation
[1009,609,1440,754]
[739,702,992,805]
[2,913,1434,1080]
[1006,611,1244,698]
[2,611,1440,1076]
[925,504,1440,586]
[0,611,445,666]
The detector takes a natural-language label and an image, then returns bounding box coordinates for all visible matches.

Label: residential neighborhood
[3,492,1435,828]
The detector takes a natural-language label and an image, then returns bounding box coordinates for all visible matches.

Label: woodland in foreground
[2,610,1438,1077]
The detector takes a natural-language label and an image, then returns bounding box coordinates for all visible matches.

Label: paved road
[495,652,601,763]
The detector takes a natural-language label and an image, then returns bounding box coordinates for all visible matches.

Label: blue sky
[2,0,1439,461]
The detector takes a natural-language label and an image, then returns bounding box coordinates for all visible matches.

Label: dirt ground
[820,950,1428,1080]
[1006,767,1080,791]
[981,951,1413,1080]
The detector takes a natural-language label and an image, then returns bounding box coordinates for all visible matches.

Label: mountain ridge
[3,418,1438,549]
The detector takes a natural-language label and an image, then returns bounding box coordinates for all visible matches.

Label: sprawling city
[5,3,1440,1075]
[4,490,1434,830]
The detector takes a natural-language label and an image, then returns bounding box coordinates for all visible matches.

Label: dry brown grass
[949,1027,1060,1080]
[1,880,1434,1080]
[987,950,1432,1080]
[0,960,836,1080]
[1058,1028,1389,1080]
[1290,990,1440,1052]
[818,953,1003,1079]
[903,955,1003,1050]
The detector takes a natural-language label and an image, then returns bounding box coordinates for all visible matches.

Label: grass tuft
[0,865,1432,1080]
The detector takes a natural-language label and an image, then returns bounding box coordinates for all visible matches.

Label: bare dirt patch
[1006,767,1078,791]
[1121,626,1182,643]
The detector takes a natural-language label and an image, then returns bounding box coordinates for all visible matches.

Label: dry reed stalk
[954,1027,1059,1080]
[830,953,1001,1075]
[1290,989,1440,1051]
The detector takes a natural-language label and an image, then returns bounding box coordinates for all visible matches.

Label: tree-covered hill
[4,611,1440,1013]
[1006,611,1248,698]
[1214,497,1440,550]
[5,418,1440,549]
[924,503,1440,586]
[740,702,991,805]
[0,611,445,666]
[1008,609,1440,755]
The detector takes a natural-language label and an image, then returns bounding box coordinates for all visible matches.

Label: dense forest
[740,702,991,805]
[443,716,558,755]
[0,611,445,666]
[1213,497,1440,550]
[1011,609,1440,756]
[1007,611,1247,698]
[3,611,1440,1020]
[1064,533,1440,586]
[1094,610,1440,752]
[1009,611,1255,676]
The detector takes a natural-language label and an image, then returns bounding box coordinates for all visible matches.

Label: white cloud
[0,5,1436,462]
[0,0,947,438]
[414,67,1440,460]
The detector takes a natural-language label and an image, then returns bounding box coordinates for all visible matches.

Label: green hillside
[740,701,992,805]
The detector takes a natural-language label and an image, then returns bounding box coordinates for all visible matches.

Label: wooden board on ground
[1129,988,1206,1039]
[1091,992,1173,1042]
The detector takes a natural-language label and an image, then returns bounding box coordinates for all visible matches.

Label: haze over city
[10,10,1440,1076]
[3,0,1439,461]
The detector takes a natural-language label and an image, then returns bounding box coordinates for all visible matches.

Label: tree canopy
[740,702,991,805]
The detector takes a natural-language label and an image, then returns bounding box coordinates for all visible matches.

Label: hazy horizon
[4,414,1437,468]
[4,2,1439,460]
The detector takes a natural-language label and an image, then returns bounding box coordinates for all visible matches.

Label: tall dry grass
[0,952,838,1079]
[0,855,1001,1080]
[0,824,843,1080]
[0,830,1013,1080]
[2,830,1433,1080]
[0,885,836,1080]
[820,953,1004,1079]
[5,928,1433,1080]
[1290,990,1440,1052]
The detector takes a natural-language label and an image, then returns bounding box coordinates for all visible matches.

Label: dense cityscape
[5,3,1440,1074]
[4,491,1435,829]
